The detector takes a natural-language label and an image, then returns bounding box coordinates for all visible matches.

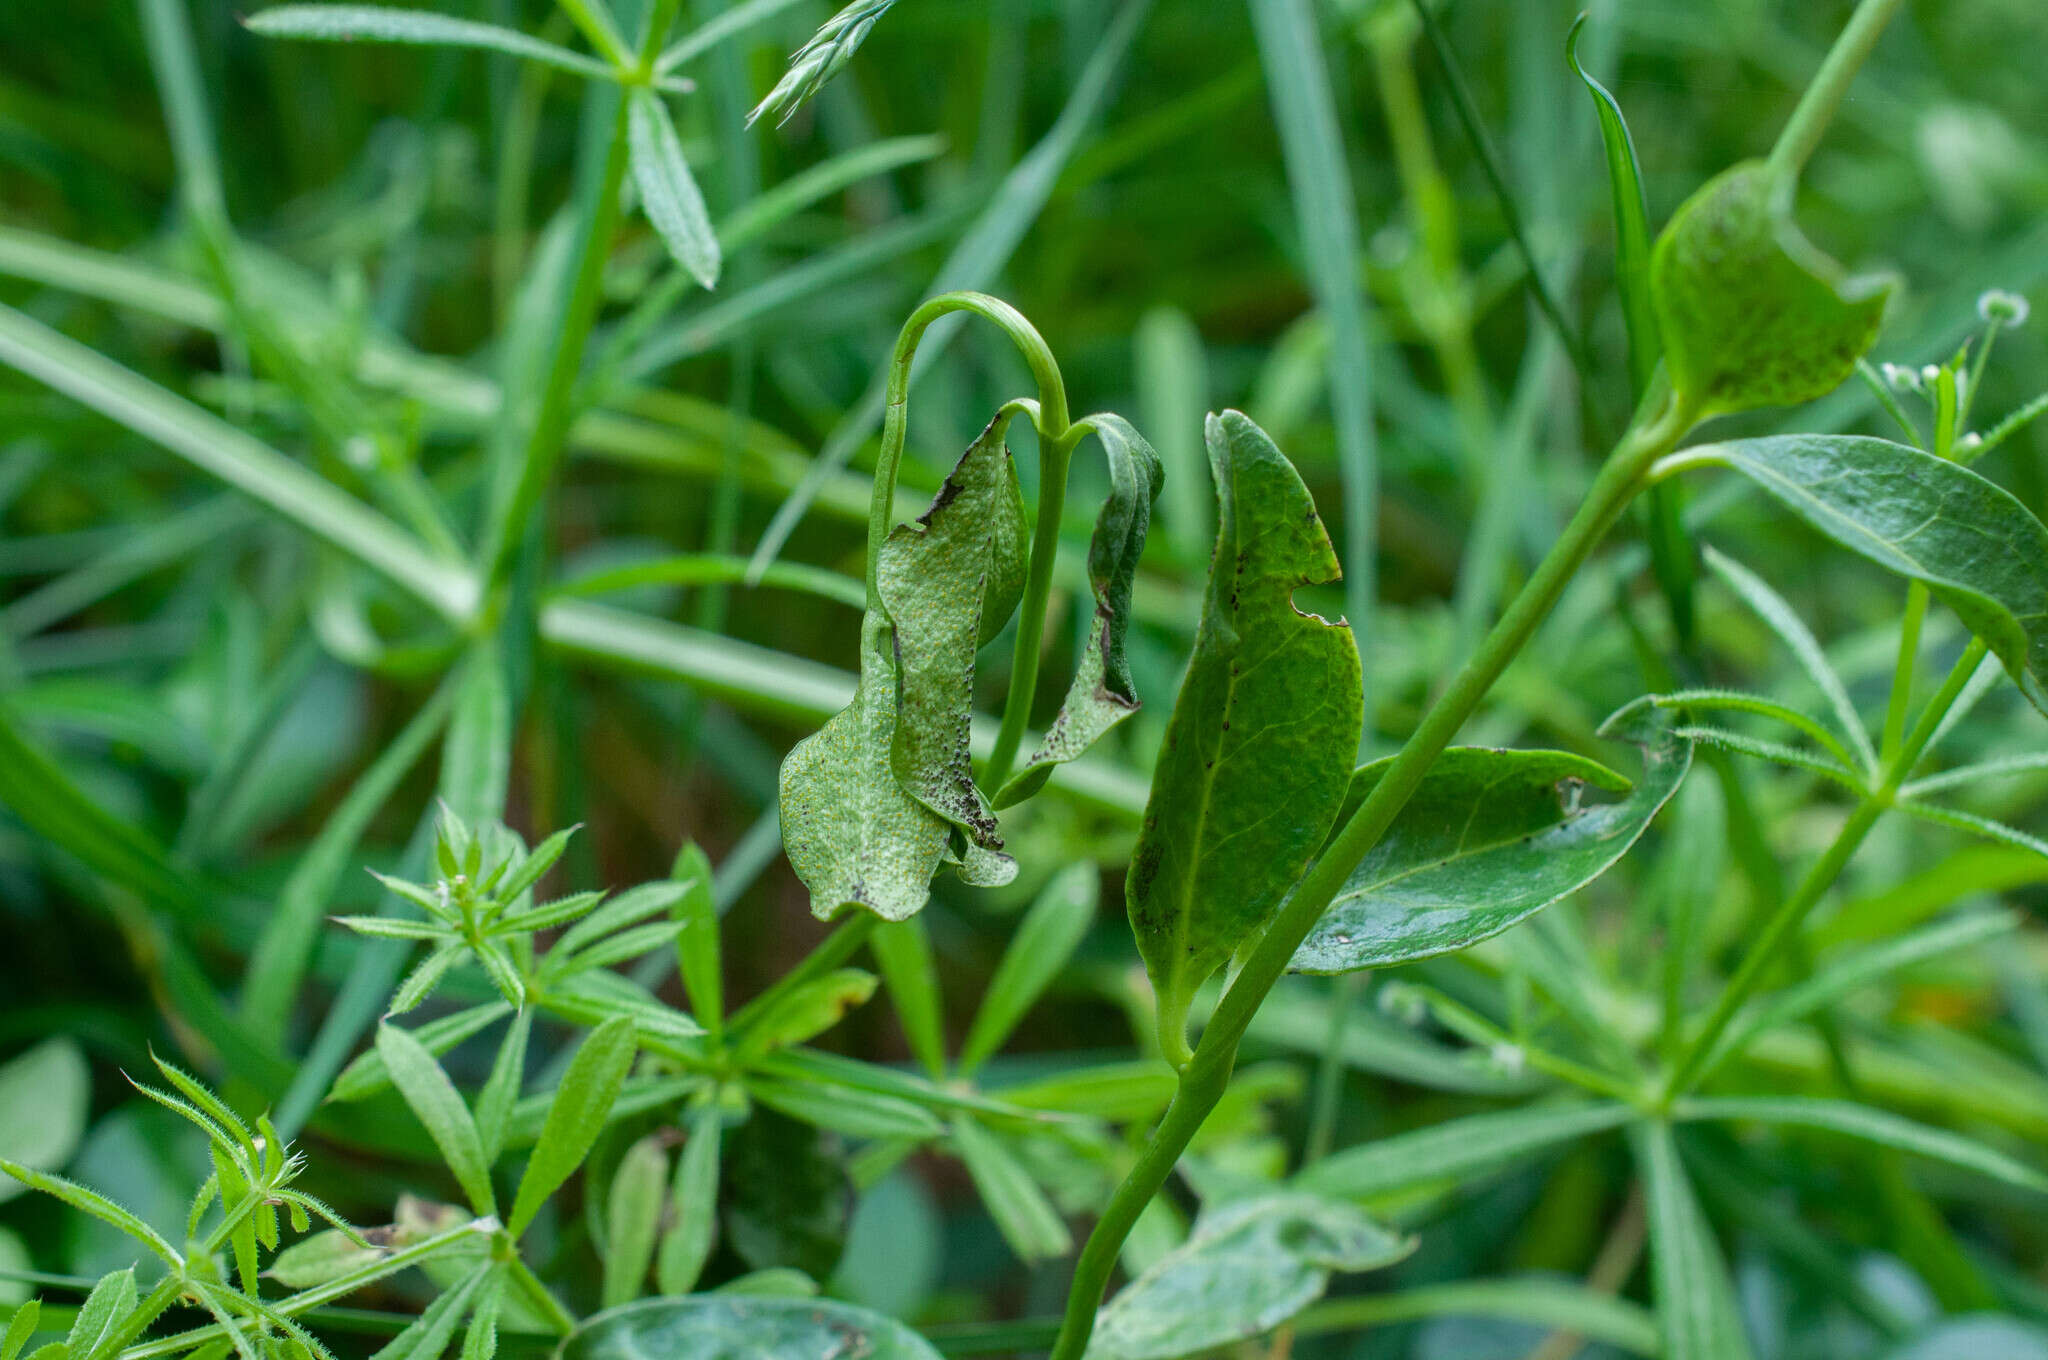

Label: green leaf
[1881,1318,2048,1360]
[63,1271,135,1360]
[0,1160,180,1269]
[1087,1193,1411,1359]
[958,861,1098,1078]
[1632,1122,1754,1360]
[508,1016,637,1237]
[1650,160,1890,419]
[949,1118,1069,1263]
[265,1228,385,1289]
[1676,1097,2048,1192]
[243,5,612,80]
[1295,1102,1632,1201]
[330,1002,511,1103]
[0,1039,91,1206]
[721,1110,849,1280]
[670,844,722,1036]
[1292,699,1689,973]
[880,413,1029,881]
[2,1300,40,1360]
[601,1135,669,1309]
[561,1294,942,1360]
[996,415,1163,807]
[1127,410,1361,1062]
[473,1009,531,1166]
[370,1261,489,1360]
[655,1105,721,1296]
[870,919,946,1079]
[459,1272,504,1360]
[626,90,720,290]
[375,1025,496,1218]
[1674,435,2048,713]
[730,970,877,1063]
[1567,14,1658,401]
[743,1077,942,1142]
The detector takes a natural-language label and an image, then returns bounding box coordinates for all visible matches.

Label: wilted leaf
[780,415,1028,919]
[1674,434,2048,714]
[879,413,1029,881]
[267,1228,387,1289]
[1650,160,1890,419]
[1127,410,1362,1061]
[1086,1193,1411,1359]
[997,414,1163,807]
[561,1294,942,1360]
[1292,699,1690,973]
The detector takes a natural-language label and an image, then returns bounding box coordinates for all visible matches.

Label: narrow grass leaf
[671,844,722,1035]
[950,1118,1069,1263]
[1633,1121,1754,1360]
[509,1016,638,1236]
[1296,1102,1631,1200]
[244,6,612,80]
[601,1136,669,1309]
[0,1162,180,1267]
[655,1105,721,1296]
[627,90,720,290]
[1678,1097,2048,1192]
[871,919,946,1079]
[743,1077,942,1141]
[375,1025,496,1217]
[958,862,1098,1078]
[1567,14,1658,398]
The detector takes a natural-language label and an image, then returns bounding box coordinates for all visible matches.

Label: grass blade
[245,5,614,81]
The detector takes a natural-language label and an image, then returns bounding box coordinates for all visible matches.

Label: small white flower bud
[1921,364,1943,387]
[1488,1043,1527,1076]
[1882,362,1920,392]
[1958,432,1984,452]
[1979,289,2030,328]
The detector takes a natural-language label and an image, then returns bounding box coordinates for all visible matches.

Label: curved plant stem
[1764,0,1907,184]
[859,290,1079,792]
[1043,389,1693,1360]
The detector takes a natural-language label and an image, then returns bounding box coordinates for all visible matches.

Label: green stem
[502,1250,577,1337]
[1663,635,1989,1100]
[1302,974,1362,1166]
[858,292,1076,792]
[1764,0,1907,183]
[1044,390,1692,1360]
[726,913,878,1037]
[1878,584,1928,763]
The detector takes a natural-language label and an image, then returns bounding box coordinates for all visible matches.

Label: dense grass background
[4,0,2048,1355]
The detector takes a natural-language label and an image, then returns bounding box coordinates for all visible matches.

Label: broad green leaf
[0,1038,90,1205]
[375,1025,495,1218]
[508,1016,637,1237]
[244,6,611,80]
[1633,1122,1754,1360]
[879,414,1029,881]
[996,414,1163,807]
[949,1118,1070,1263]
[1086,1193,1411,1359]
[1292,699,1689,973]
[601,1135,669,1308]
[870,919,946,1079]
[743,1077,942,1142]
[1676,1097,2048,1192]
[1127,411,1361,1061]
[561,1295,942,1360]
[655,1105,721,1296]
[1567,15,1659,400]
[670,844,722,1035]
[1295,1102,1632,1201]
[958,861,1098,1078]
[1650,160,1890,419]
[63,1271,135,1360]
[627,90,720,291]
[1675,435,2048,713]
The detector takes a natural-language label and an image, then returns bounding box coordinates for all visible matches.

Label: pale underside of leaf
[559,1293,944,1360]
[1292,698,1689,973]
